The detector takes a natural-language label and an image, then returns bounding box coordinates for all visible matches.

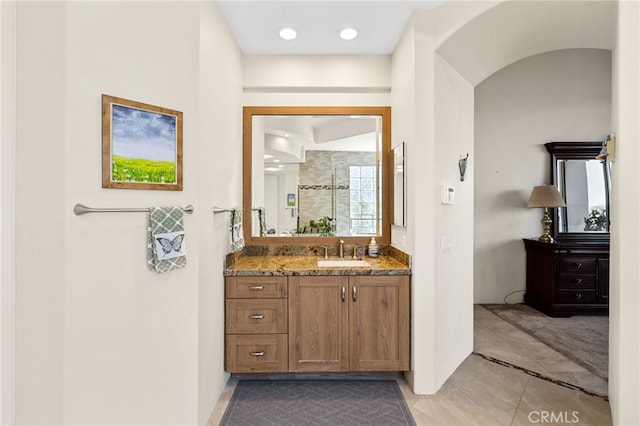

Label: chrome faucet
[339,240,345,258]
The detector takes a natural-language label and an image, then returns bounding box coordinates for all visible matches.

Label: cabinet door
[349,275,410,371]
[289,276,349,372]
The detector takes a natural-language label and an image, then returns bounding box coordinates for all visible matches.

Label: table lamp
[527,185,566,243]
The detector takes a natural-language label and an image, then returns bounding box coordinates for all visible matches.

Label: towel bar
[73,203,194,216]
[213,207,262,215]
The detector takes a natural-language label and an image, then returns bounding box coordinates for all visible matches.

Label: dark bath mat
[219,379,416,426]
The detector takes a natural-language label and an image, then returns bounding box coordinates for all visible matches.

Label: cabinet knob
[249,314,264,320]
[575,293,582,300]
[573,262,582,269]
[574,278,583,284]
[249,351,265,357]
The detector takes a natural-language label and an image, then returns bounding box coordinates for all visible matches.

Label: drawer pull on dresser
[576,293,582,300]
[574,278,582,284]
[249,314,264,320]
[249,285,264,291]
[573,262,582,269]
[249,351,265,357]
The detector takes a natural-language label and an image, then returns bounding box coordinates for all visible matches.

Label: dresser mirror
[546,141,611,242]
[243,106,392,245]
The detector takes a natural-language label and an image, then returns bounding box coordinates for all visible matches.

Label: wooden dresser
[523,238,609,317]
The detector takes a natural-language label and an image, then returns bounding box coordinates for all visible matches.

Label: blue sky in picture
[111,104,176,162]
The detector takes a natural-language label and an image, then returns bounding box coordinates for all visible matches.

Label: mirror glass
[393,142,406,227]
[243,106,391,244]
[555,159,611,233]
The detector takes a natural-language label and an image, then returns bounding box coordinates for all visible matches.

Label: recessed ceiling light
[278,26,297,41]
[339,27,358,41]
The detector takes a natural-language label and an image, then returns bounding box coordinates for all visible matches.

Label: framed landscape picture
[102,94,183,190]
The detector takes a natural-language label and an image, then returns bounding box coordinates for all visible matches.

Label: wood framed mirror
[243,106,392,246]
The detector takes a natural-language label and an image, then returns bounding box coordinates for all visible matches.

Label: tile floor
[208,304,612,425]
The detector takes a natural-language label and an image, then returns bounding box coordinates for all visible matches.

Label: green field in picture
[111,155,176,184]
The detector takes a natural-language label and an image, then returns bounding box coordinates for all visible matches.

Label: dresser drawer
[226,299,287,334]
[226,276,287,299]
[557,258,596,274]
[557,275,596,290]
[225,334,288,373]
[557,290,597,304]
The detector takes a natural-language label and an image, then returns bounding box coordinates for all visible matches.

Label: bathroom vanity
[224,250,410,373]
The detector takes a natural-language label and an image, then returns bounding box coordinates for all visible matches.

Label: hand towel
[257,207,266,237]
[147,206,187,273]
[230,207,244,253]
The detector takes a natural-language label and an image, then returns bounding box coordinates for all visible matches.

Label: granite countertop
[224,255,411,277]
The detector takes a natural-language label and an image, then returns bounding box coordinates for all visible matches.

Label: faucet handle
[320,246,329,259]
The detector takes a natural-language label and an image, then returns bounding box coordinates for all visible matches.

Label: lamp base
[538,207,554,243]
[538,234,554,243]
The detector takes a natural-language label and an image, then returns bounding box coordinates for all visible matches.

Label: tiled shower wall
[298,150,377,235]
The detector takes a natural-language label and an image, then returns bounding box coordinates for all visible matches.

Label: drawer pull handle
[249,314,264,320]
[574,278,583,284]
[249,351,265,357]
[249,286,264,291]
[352,286,357,302]
[341,286,346,302]
[575,293,582,300]
[573,263,582,269]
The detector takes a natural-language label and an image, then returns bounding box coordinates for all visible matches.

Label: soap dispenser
[368,237,379,258]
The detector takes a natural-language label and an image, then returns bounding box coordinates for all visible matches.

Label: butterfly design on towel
[156,234,185,254]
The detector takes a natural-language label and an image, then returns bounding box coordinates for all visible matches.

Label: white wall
[391,13,475,394]
[15,3,65,422]
[197,2,243,424]
[433,55,474,385]
[1,2,16,424]
[11,2,242,424]
[610,1,640,423]
[474,48,612,304]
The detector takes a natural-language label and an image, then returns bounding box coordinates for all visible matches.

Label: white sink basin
[317,259,371,267]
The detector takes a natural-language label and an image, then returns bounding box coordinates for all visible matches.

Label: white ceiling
[217,1,446,55]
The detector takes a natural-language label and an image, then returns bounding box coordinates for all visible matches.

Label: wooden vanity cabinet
[225,276,288,373]
[288,275,410,373]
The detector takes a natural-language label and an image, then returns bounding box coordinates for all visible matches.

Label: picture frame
[102,94,183,190]
[287,193,296,207]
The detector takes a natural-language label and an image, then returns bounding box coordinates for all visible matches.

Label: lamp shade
[527,185,566,208]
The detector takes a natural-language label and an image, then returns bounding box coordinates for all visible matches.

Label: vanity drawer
[557,275,596,290]
[557,258,596,274]
[225,334,288,373]
[226,299,287,334]
[226,276,287,299]
[556,290,597,304]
